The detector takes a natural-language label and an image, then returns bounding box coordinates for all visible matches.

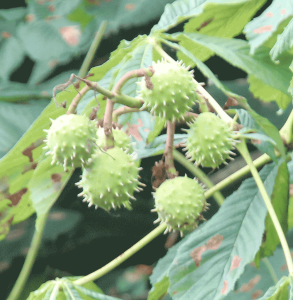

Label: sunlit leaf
[169,32,292,110]
[244,0,293,55]
[168,163,279,299]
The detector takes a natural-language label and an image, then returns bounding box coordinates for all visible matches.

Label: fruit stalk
[67,85,91,114]
[73,223,167,286]
[165,121,177,178]
[153,38,233,125]
[237,139,293,276]
[172,149,224,205]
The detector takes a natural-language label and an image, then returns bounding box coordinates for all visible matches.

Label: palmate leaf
[178,0,266,63]
[0,35,146,239]
[152,0,264,37]
[255,161,289,266]
[226,248,290,299]
[169,32,292,110]
[162,37,246,103]
[83,0,174,34]
[148,242,182,300]
[244,0,293,55]
[237,109,279,161]
[168,162,279,300]
[27,277,112,300]
[257,276,291,300]
[270,18,293,62]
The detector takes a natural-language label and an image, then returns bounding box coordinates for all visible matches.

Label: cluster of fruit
[44,60,236,235]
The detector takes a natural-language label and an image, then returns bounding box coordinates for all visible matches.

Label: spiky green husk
[76,147,143,210]
[96,127,134,153]
[44,114,97,170]
[184,112,235,168]
[152,176,206,235]
[140,60,197,122]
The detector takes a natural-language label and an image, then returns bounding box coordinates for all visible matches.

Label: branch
[164,121,177,179]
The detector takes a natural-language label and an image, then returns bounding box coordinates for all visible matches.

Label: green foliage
[169,32,292,109]
[2,0,293,299]
[244,0,293,55]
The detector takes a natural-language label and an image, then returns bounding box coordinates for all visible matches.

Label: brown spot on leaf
[1,32,11,38]
[59,26,81,46]
[21,247,29,256]
[190,245,207,267]
[253,25,273,34]
[251,139,262,145]
[8,188,28,206]
[86,0,101,4]
[266,12,273,17]
[280,263,287,271]
[48,59,58,69]
[22,162,38,174]
[230,255,242,270]
[190,235,223,266]
[251,290,263,299]
[0,261,10,272]
[221,280,229,295]
[281,8,286,15]
[239,275,261,292]
[22,139,44,162]
[26,14,35,22]
[51,173,62,183]
[125,119,143,141]
[224,97,239,109]
[196,18,214,31]
[6,227,25,241]
[48,5,55,11]
[125,3,135,10]
[48,211,66,220]
[206,234,223,250]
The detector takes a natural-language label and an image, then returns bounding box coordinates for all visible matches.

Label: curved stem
[73,223,167,286]
[112,106,141,122]
[67,85,91,114]
[237,140,293,276]
[173,149,224,205]
[103,99,115,150]
[7,213,48,300]
[205,153,272,200]
[152,40,232,124]
[78,21,107,78]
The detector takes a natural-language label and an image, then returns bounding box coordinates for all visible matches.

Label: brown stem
[66,85,91,114]
[164,121,177,179]
[103,100,115,150]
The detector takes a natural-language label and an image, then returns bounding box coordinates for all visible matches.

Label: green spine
[76,147,142,210]
[184,112,235,168]
[153,176,206,235]
[44,114,97,170]
[140,60,198,122]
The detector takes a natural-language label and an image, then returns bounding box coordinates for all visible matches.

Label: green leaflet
[0,35,148,240]
[169,32,292,109]
[168,163,279,299]
[244,0,293,55]
[179,0,266,63]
